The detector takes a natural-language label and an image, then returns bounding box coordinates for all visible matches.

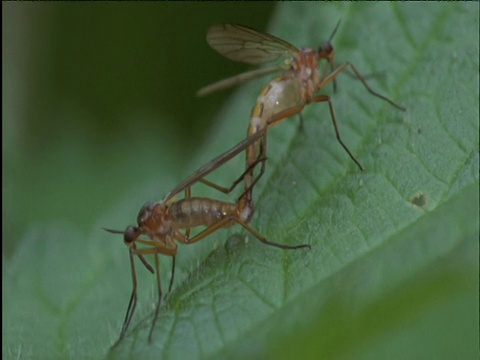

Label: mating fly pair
[105,21,405,348]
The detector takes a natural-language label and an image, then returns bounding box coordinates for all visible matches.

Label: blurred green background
[3,2,276,256]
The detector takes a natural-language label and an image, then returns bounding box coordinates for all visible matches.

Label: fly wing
[206,23,298,65]
[197,65,286,96]
[162,128,267,202]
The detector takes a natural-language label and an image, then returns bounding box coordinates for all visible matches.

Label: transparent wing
[206,23,298,65]
[197,65,287,97]
[162,128,266,202]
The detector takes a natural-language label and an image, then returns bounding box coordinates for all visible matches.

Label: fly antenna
[103,227,124,235]
[329,20,342,42]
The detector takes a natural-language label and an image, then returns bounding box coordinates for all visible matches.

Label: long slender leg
[133,238,175,258]
[173,219,230,245]
[176,151,266,201]
[148,253,162,343]
[111,249,139,349]
[126,244,176,343]
[344,68,385,81]
[133,241,178,300]
[184,186,192,239]
[264,90,365,172]
[317,62,405,111]
[236,153,268,202]
[168,256,176,293]
[198,157,265,195]
[180,216,310,250]
[137,254,154,274]
[310,94,365,171]
[344,62,406,111]
[235,218,311,250]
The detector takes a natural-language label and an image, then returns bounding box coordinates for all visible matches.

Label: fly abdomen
[168,197,237,229]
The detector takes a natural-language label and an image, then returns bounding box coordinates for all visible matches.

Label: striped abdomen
[167,197,238,229]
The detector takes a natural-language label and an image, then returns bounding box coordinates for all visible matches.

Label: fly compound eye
[124,226,138,245]
[318,42,333,57]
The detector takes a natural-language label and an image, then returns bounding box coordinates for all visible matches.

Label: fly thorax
[295,48,319,101]
[137,202,156,225]
[155,221,173,236]
[138,201,170,235]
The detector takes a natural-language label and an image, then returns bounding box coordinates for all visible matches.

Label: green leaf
[3,2,479,360]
